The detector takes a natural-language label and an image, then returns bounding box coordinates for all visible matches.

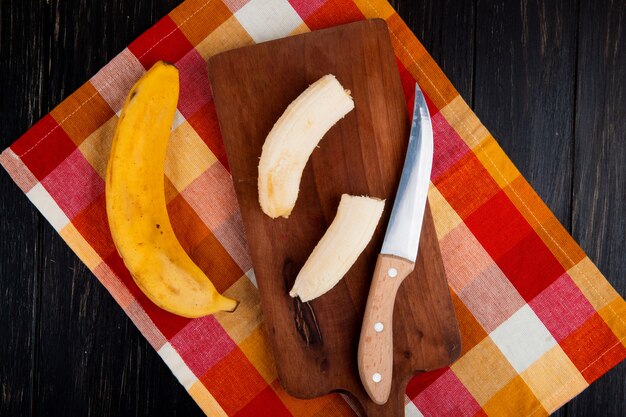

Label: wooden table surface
[0,0,623,416]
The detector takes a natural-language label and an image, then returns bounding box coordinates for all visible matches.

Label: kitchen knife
[357,83,434,405]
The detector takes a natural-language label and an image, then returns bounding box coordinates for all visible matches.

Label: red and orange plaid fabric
[2,0,625,416]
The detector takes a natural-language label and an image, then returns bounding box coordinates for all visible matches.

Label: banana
[258,74,354,218]
[289,194,385,302]
[106,61,238,318]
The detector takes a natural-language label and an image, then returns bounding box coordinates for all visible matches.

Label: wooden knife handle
[358,254,415,405]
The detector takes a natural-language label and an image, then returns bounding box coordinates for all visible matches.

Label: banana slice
[289,194,385,302]
[258,74,355,218]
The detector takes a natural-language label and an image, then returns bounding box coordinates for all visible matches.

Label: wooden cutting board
[208,19,460,417]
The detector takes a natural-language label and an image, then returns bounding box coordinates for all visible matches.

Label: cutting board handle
[358,254,415,404]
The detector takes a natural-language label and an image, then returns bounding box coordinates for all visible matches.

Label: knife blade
[357,83,434,405]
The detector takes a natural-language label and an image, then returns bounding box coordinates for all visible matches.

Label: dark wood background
[0,0,623,416]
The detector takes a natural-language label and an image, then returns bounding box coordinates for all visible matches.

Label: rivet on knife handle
[358,254,415,404]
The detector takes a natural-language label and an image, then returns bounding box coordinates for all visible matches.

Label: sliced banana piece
[258,74,355,218]
[289,194,385,302]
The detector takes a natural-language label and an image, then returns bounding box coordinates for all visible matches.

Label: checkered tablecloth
[2,0,625,416]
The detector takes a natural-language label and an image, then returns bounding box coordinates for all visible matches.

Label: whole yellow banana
[106,61,238,318]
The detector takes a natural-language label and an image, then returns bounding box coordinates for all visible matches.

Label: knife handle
[358,254,415,405]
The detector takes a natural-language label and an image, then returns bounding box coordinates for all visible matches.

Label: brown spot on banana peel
[166,283,180,295]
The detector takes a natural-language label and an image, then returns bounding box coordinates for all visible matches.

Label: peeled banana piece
[289,194,385,302]
[258,74,355,218]
[106,61,238,318]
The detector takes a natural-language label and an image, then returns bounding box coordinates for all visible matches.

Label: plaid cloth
[2,0,625,416]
